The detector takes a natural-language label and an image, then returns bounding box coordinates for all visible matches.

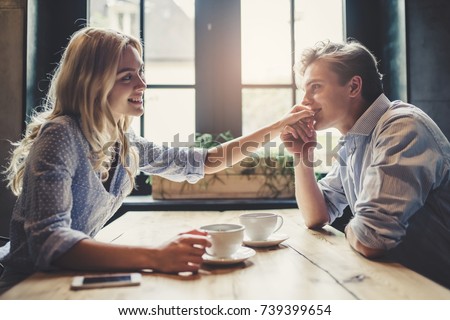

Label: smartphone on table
[70,272,142,290]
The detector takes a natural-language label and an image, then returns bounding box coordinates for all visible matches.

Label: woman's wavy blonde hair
[6,27,141,195]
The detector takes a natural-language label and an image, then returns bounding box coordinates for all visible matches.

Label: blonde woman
[0,27,314,292]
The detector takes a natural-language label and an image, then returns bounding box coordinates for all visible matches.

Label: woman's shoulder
[36,114,87,151]
[25,115,84,164]
[43,114,79,126]
[40,114,81,135]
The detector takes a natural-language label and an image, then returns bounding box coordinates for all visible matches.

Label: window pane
[294,0,343,172]
[242,88,292,153]
[129,116,142,137]
[295,91,342,174]
[294,0,344,56]
[89,0,140,38]
[144,0,195,85]
[241,0,292,84]
[89,0,142,135]
[144,89,195,145]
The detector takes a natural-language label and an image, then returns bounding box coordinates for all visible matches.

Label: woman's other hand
[153,233,211,274]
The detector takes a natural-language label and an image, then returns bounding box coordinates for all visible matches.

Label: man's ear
[348,76,362,97]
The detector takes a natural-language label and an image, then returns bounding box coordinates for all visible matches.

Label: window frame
[88,0,345,147]
[136,0,302,138]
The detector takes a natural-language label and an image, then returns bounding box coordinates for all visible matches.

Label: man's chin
[313,122,321,130]
[314,121,332,131]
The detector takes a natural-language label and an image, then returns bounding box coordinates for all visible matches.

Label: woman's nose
[135,75,146,91]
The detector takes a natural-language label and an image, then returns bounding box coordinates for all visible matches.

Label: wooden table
[1,209,449,300]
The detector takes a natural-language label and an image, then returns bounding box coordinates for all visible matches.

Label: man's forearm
[344,224,385,258]
[294,157,329,229]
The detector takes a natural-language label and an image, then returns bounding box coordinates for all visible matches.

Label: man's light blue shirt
[318,94,450,287]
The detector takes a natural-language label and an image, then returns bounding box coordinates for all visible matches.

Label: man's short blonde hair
[295,39,384,103]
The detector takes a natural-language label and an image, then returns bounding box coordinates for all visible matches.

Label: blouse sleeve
[127,130,207,183]
[23,121,89,270]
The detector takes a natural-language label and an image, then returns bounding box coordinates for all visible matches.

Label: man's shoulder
[375,101,450,152]
[386,100,422,116]
[378,101,435,128]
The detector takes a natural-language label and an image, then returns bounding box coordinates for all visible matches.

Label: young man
[281,40,450,288]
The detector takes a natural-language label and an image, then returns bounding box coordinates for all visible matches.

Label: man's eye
[312,84,320,91]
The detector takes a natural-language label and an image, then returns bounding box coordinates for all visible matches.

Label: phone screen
[71,273,141,290]
[82,275,131,284]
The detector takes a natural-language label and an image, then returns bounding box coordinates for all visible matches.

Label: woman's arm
[204,107,315,174]
[54,232,210,274]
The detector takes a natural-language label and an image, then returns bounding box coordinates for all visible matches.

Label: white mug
[200,223,244,258]
[239,213,283,241]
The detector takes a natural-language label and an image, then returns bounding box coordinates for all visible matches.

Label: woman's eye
[122,74,132,81]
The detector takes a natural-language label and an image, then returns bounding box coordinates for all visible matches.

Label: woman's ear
[348,76,362,97]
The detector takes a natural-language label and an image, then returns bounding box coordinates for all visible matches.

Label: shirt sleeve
[127,130,207,183]
[349,113,443,250]
[317,154,350,224]
[23,121,89,270]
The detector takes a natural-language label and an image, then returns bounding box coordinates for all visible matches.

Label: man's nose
[301,92,312,106]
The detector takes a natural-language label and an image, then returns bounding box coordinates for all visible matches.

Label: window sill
[107,195,297,225]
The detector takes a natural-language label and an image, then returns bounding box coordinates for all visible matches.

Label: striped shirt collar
[346,94,391,136]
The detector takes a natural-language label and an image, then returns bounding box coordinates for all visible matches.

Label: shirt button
[194,152,202,162]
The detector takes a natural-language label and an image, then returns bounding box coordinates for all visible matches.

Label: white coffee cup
[200,223,245,258]
[239,213,284,241]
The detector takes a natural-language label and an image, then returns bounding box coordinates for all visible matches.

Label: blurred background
[1,0,450,237]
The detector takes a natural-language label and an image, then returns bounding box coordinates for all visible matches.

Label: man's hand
[280,105,317,158]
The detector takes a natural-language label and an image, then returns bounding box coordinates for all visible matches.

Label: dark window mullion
[240,0,297,108]
[140,0,145,136]
[290,0,297,106]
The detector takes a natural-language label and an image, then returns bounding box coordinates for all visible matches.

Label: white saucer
[202,247,256,265]
[243,233,289,248]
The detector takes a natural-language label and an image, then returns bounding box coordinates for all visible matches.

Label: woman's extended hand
[278,105,315,132]
[153,232,211,274]
[280,105,317,158]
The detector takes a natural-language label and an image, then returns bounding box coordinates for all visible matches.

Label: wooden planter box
[151,157,295,200]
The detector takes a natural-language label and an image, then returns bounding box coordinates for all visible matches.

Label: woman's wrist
[132,246,159,271]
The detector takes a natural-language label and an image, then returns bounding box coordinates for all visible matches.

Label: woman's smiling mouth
[128,97,143,104]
